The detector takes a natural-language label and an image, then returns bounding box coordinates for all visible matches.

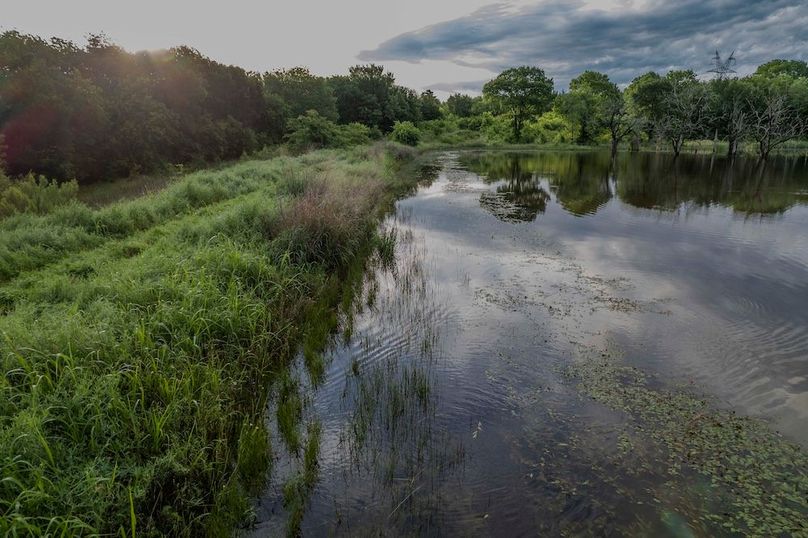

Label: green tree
[263,67,338,133]
[389,86,422,123]
[420,89,442,121]
[446,93,474,117]
[625,72,672,138]
[706,78,752,156]
[330,64,397,132]
[754,60,808,80]
[556,70,626,148]
[483,66,555,142]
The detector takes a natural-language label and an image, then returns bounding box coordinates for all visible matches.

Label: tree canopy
[483,66,555,141]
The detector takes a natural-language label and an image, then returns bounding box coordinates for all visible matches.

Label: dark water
[251,151,808,536]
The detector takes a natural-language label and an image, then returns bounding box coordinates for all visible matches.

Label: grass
[0,142,419,536]
[281,421,322,537]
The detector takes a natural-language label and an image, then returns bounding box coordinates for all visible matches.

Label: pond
[250,150,808,536]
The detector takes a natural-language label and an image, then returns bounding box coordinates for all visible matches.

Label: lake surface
[251,150,808,536]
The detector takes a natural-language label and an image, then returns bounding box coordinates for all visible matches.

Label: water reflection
[251,150,808,536]
[461,151,808,216]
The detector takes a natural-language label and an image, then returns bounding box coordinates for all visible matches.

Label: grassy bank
[0,143,419,535]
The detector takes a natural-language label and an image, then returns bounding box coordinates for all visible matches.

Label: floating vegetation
[565,356,808,536]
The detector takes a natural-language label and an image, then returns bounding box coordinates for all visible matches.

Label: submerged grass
[0,142,419,536]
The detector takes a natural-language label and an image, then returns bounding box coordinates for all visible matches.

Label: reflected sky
[252,150,808,536]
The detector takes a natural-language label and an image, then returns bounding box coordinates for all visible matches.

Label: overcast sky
[4,0,807,97]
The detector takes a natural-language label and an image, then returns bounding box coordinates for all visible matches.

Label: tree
[747,92,804,160]
[754,60,808,80]
[263,67,338,132]
[483,66,554,142]
[388,86,421,123]
[706,78,752,156]
[390,121,421,146]
[446,93,474,117]
[0,31,272,182]
[330,64,397,132]
[657,82,708,157]
[556,70,628,149]
[554,91,600,144]
[625,72,672,138]
[420,90,442,121]
[569,70,619,99]
[601,94,641,156]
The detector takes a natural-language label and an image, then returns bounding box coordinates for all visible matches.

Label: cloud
[426,79,490,93]
[359,0,808,89]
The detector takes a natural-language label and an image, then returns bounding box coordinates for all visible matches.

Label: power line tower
[707,50,737,79]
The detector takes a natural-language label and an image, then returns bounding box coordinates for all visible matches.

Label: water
[251,150,808,536]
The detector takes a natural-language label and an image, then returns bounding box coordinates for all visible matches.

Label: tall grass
[0,142,418,536]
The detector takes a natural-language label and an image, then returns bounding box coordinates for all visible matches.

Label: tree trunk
[727,137,737,158]
[610,137,619,157]
[672,137,682,158]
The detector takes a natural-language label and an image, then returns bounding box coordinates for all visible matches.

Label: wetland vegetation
[2,28,808,538]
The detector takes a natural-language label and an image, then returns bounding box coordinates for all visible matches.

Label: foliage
[329,64,401,132]
[446,93,475,117]
[483,66,555,141]
[754,59,808,79]
[263,67,339,138]
[0,173,79,218]
[419,90,442,121]
[390,121,421,146]
[285,111,370,151]
[0,31,268,182]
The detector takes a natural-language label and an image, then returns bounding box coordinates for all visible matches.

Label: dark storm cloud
[359,0,808,89]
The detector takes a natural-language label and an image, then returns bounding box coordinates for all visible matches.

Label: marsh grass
[282,421,322,537]
[0,142,418,536]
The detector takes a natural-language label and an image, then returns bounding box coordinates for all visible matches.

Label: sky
[3,0,807,97]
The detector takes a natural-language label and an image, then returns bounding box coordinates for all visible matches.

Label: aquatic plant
[566,357,808,536]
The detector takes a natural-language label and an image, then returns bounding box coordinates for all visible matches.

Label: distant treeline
[442,63,808,159]
[2,31,808,183]
[0,32,440,182]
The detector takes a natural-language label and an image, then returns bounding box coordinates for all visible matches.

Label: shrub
[390,121,421,146]
[336,122,371,147]
[523,111,576,144]
[285,110,340,150]
[286,112,371,151]
[0,173,79,218]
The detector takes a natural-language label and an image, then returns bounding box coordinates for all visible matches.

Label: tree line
[0,32,441,183]
[474,61,808,158]
[2,31,807,184]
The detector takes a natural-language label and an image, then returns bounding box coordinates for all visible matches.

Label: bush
[523,111,575,144]
[0,173,79,218]
[285,110,340,150]
[285,112,371,151]
[336,123,371,147]
[390,121,421,146]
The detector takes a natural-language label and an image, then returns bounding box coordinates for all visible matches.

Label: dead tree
[747,93,805,160]
[657,85,708,157]
[726,99,748,157]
